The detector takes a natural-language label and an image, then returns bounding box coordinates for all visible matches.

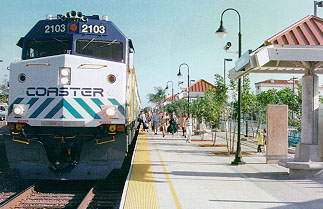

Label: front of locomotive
[6,12,131,179]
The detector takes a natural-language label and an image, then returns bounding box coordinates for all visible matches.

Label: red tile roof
[255,79,299,84]
[265,15,323,46]
[164,79,215,102]
[183,79,215,92]
[165,93,178,102]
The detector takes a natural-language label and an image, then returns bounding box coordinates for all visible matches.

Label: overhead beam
[267,46,323,62]
[229,45,323,79]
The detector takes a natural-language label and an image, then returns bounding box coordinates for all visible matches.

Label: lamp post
[224,58,232,85]
[166,81,174,101]
[290,76,298,121]
[216,8,245,165]
[290,76,298,94]
[177,63,190,115]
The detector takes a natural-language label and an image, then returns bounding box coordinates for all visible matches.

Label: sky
[0,0,322,107]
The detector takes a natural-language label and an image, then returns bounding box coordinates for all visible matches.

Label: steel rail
[0,183,36,208]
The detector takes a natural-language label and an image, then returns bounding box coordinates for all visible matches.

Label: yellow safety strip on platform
[123,133,159,209]
[152,137,182,209]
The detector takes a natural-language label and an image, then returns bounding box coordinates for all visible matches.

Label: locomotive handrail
[96,136,115,144]
[11,136,30,144]
[26,63,50,66]
[79,63,108,68]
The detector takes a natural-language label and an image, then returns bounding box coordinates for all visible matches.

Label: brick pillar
[266,104,288,164]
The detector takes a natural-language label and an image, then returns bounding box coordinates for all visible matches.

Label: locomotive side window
[24,39,71,60]
[75,40,123,62]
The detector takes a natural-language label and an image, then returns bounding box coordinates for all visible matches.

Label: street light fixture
[216,20,228,39]
[177,63,190,115]
[216,8,245,165]
[178,81,184,89]
[166,81,174,101]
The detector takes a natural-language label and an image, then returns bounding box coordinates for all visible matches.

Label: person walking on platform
[143,112,149,132]
[179,114,186,136]
[185,113,194,143]
[152,112,161,135]
[200,118,206,140]
[160,112,168,137]
[257,131,264,154]
[263,128,267,153]
[168,112,178,136]
[138,111,147,132]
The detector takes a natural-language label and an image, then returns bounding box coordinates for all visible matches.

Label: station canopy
[230,15,323,79]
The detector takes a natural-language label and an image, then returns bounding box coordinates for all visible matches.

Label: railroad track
[0,180,94,209]
[80,132,137,209]
[79,169,129,209]
[0,169,36,208]
[0,169,132,209]
[0,132,138,209]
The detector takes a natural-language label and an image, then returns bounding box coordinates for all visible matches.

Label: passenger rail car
[6,11,141,179]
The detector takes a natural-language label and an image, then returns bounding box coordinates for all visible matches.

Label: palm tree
[146,87,166,106]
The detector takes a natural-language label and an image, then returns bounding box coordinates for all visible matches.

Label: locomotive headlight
[102,105,117,118]
[60,77,70,85]
[59,67,71,85]
[13,104,28,117]
[105,107,116,116]
[13,106,24,115]
[60,68,70,77]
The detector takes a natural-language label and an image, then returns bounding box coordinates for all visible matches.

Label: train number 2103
[44,24,66,33]
[81,24,106,34]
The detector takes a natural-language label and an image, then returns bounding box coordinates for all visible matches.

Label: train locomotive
[6,11,141,179]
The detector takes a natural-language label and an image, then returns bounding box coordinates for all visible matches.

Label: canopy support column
[294,72,320,161]
[281,67,323,177]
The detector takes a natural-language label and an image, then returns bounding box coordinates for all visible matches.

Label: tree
[190,96,205,123]
[204,74,228,145]
[0,78,9,104]
[146,87,166,108]
[254,84,302,134]
[226,77,238,153]
[255,89,280,132]
[0,94,8,104]
[166,99,188,117]
[241,76,257,137]
[276,85,302,132]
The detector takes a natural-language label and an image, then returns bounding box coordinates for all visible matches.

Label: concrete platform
[121,131,323,209]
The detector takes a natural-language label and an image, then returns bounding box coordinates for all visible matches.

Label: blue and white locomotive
[6,11,141,179]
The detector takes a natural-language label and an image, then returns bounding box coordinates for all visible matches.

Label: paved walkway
[122,130,323,209]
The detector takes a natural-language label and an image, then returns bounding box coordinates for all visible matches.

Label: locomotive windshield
[24,39,71,59]
[75,40,123,62]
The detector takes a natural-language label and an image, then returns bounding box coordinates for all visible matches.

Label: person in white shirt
[185,114,194,143]
[139,111,147,132]
[200,118,206,140]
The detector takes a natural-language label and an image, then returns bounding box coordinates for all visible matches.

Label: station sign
[235,50,252,71]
